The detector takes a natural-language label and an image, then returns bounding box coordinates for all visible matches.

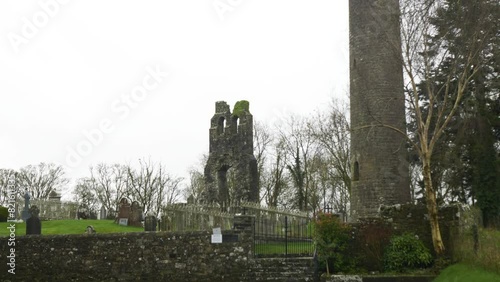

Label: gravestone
[117,198,131,224]
[70,210,77,219]
[100,206,107,220]
[26,205,41,235]
[85,225,96,234]
[21,191,31,221]
[89,211,97,220]
[144,215,157,231]
[129,201,143,227]
[77,204,90,219]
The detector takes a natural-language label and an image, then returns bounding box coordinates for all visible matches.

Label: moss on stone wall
[233,100,250,117]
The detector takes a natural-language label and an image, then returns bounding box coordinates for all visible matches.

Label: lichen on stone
[233,100,250,117]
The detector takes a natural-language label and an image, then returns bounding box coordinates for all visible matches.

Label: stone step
[249,276,315,281]
[250,267,314,273]
[247,270,315,279]
[243,269,315,275]
[250,267,314,272]
[244,257,316,281]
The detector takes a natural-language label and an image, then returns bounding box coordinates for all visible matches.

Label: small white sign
[211,234,223,244]
[212,227,221,234]
[118,218,128,226]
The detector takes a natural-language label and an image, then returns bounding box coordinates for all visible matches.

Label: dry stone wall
[0,216,255,282]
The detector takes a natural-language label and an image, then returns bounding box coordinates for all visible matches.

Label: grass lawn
[433,264,500,282]
[0,220,144,236]
[255,241,314,255]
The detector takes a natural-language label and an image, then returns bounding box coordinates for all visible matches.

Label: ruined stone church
[203,100,259,207]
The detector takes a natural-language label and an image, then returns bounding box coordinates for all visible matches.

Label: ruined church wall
[204,101,259,205]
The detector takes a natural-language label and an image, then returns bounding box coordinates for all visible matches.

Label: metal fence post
[253,216,256,258]
[285,216,288,258]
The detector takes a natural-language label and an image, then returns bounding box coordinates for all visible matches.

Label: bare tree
[278,115,315,211]
[184,154,208,204]
[0,169,18,205]
[126,159,182,217]
[17,163,68,199]
[73,178,100,217]
[309,99,351,215]
[88,163,128,217]
[254,121,273,188]
[185,169,205,204]
[260,137,290,208]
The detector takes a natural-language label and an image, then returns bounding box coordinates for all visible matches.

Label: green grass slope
[0,220,144,236]
[433,264,500,282]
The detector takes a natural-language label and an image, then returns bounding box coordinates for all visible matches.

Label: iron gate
[253,215,314,257]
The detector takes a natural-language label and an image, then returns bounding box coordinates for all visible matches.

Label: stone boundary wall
[378,204,464,254]
[0,216,254,282]
[348,204,473,271]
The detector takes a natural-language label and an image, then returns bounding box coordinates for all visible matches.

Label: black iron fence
[254,215,314,257]
[159,202,315,258]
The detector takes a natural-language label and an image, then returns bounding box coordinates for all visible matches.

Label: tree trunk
[422,159,445,255]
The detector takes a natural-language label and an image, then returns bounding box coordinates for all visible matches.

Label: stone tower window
[233,116,239,133]
[353,161,360,181]
[217,117,226,135]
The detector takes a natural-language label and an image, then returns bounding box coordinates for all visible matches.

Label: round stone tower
[349,0,411,220]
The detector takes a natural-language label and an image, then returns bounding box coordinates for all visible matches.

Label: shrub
[358,221,393,271]
[0,206,8,222]
[313,212,353,274]
[384,233,433,272]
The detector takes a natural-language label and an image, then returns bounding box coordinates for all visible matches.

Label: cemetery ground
[0,219,144,236]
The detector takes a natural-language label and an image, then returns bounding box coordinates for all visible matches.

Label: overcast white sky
[0,0,349,200]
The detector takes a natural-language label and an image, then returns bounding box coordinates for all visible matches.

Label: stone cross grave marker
[21,190,31,221]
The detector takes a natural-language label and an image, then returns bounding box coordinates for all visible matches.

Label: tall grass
[453,227,500,275]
